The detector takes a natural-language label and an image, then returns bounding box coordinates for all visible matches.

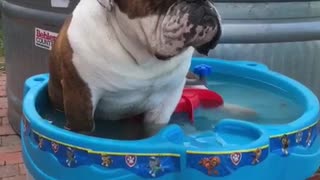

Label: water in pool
[40,72,304,142]
[171,73,304,135]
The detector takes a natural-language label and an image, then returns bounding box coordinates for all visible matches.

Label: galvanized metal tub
[2,0,320,134]
[195,1,320,99]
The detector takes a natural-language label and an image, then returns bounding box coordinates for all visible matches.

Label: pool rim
[22,57,320,154]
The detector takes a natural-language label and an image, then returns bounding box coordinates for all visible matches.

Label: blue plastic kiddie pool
[21,58,320,180]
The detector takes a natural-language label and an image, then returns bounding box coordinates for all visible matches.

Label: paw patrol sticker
[22,116,31,136]
[31,131,180,178]
[198,156,221,175]
[125,155,137,168]
[148,156,164,177]
[28,120,319,178]
[306,127,313,147]
[66,147,77,167]
[251,148,262,165]
[270,123,318,156]
[38,137,44,149]
[92,154,180,178]
[230,152,242,166]
[101,155,113,167]
[51,142,60,153]
[281,135,290,156]
[187,146,268,177]
[295,131,303,144]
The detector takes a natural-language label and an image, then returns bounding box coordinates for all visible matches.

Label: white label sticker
[34,28,58,50]
[50,0,70,8]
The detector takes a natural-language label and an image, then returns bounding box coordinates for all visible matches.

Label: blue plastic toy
[193,64,212,85]
[21,58,320,180]
[193,64,213,79]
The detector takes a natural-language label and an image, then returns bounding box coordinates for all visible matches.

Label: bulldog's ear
[97,0,114,11]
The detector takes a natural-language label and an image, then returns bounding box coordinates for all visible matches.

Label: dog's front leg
[143,80,186,137]
[62,81,94,133]
[61,70,101,134]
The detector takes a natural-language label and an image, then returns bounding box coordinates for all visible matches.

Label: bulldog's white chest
[76,52,193,120]
[73,49,193,120]
[66,0,194,120]
[95,71,185,120]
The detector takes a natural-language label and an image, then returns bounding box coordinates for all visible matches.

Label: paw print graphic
[125,155,137,168]
[230,152,242,166]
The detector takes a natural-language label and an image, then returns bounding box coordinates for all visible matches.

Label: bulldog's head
[99,0,221,60]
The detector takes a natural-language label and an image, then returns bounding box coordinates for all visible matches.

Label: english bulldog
[48,0,222,136]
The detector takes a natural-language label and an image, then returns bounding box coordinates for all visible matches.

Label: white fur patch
[68,0,194,124]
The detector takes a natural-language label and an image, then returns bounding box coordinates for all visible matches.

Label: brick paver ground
[0,73,26,180]
[0,71,318,180]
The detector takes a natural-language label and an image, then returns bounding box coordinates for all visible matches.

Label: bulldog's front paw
[63,124,95,136]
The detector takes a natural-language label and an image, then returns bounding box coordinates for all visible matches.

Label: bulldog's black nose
[187,0,219,27]
[184,0,222,55]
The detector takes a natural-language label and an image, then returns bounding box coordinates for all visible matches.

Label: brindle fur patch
[48,15,94,132]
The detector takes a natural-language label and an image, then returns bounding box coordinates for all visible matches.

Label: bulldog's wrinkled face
[111,0,221,60]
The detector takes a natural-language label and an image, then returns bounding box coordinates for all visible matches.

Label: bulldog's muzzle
[185,0,220,28]
[158,0,222,59]
[181,0,221,55]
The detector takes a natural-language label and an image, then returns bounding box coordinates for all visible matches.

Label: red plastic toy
[174,88,224,123]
